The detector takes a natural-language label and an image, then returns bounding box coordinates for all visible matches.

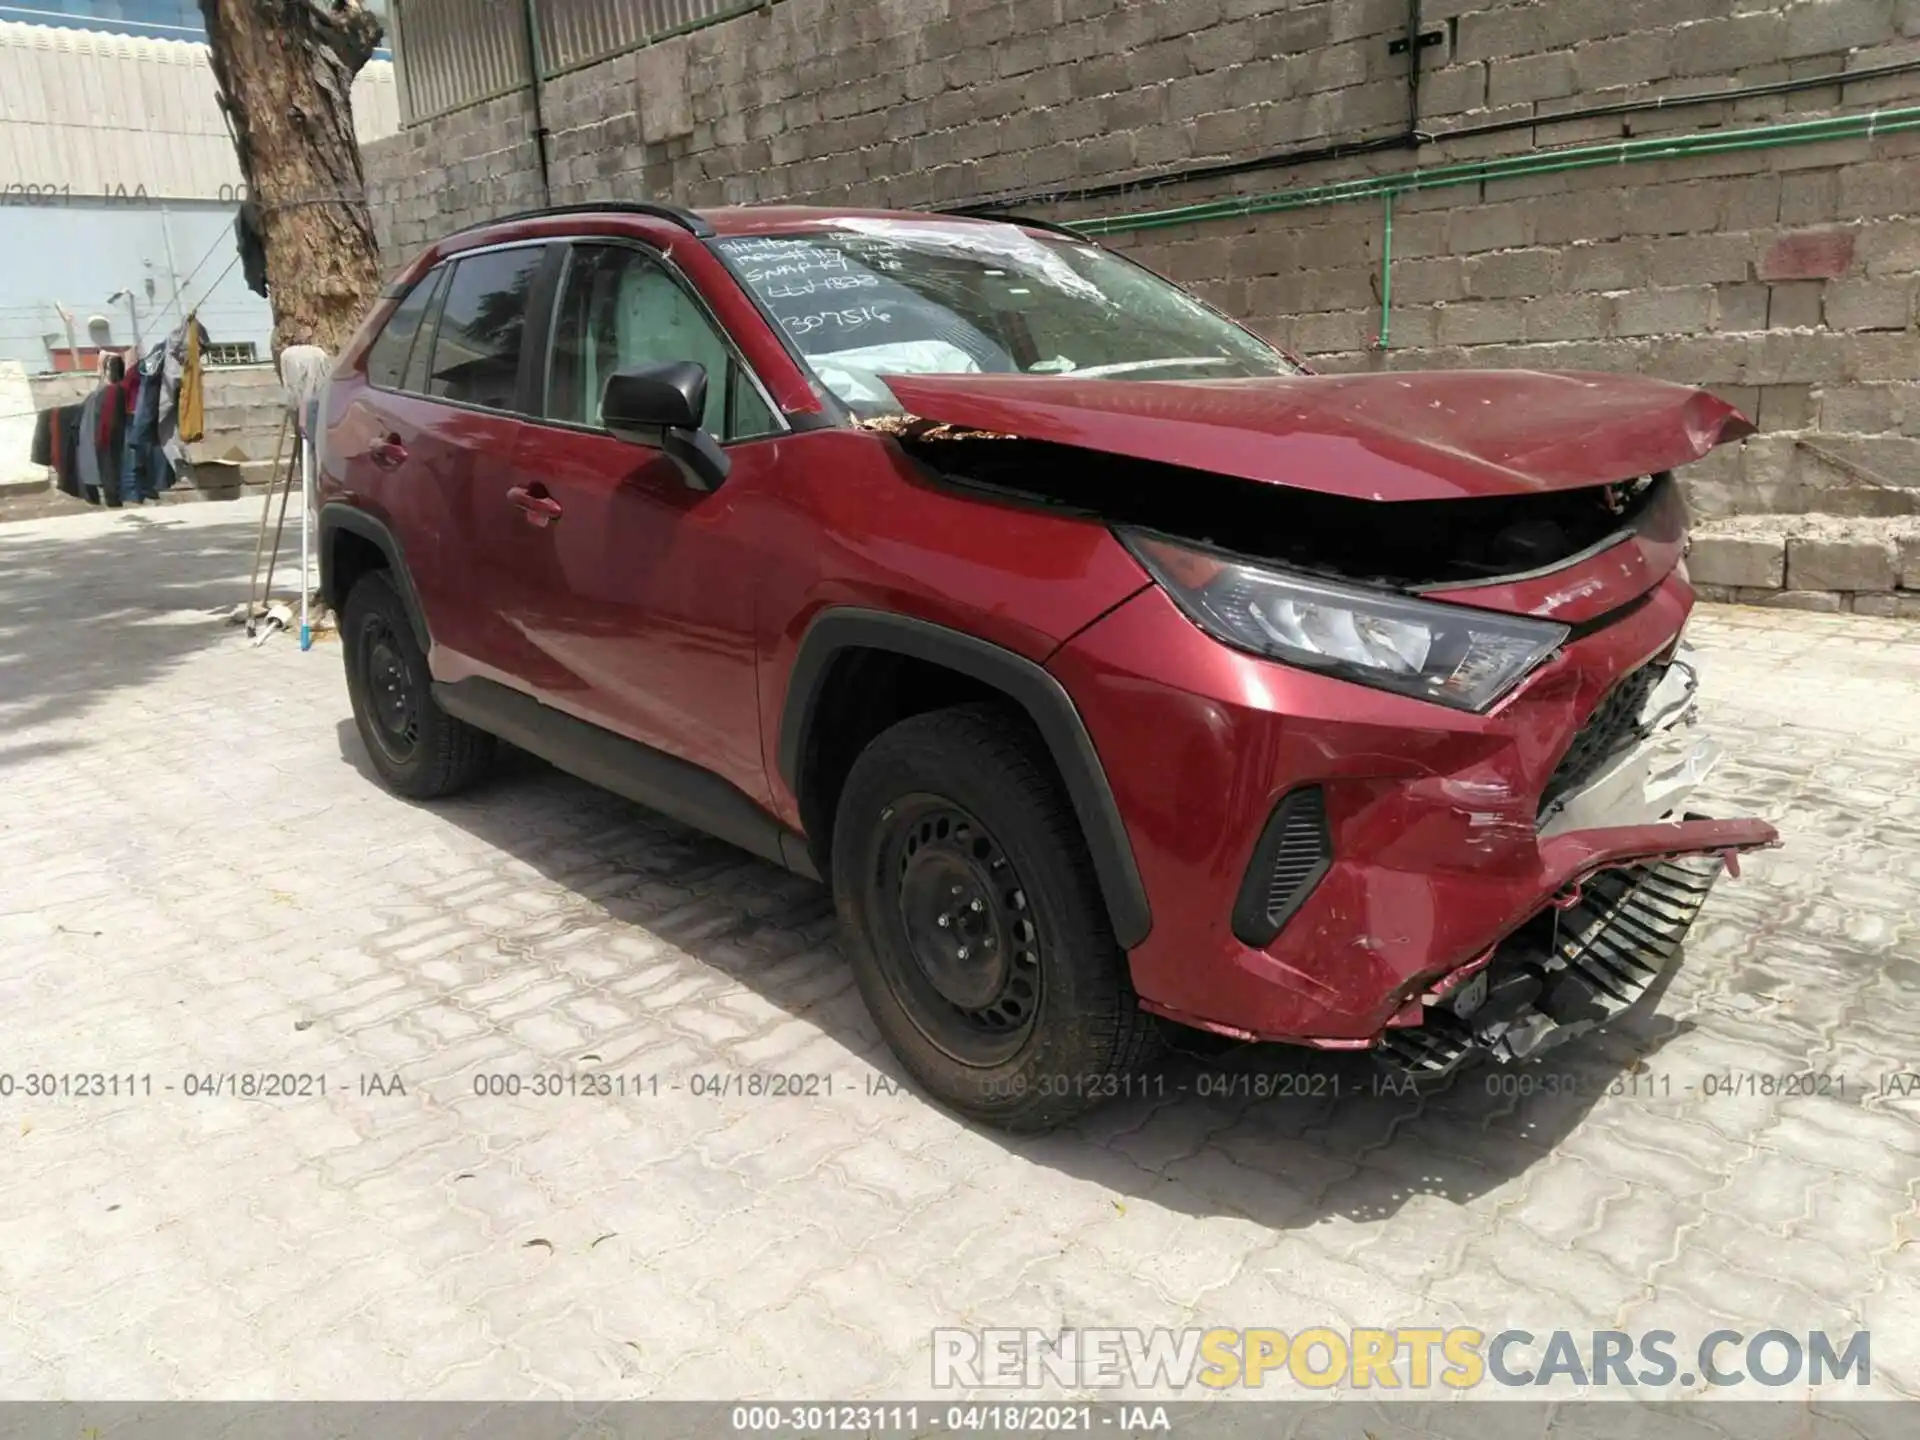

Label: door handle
[506,484,563,527]
[369,434,407,469]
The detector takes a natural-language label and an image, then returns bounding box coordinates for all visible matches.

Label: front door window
[545,245,775,439]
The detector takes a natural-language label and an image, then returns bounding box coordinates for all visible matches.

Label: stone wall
[1691,513,1920,614]
[362,0,1920,520]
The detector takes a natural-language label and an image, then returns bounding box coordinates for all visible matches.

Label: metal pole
[1404,0,1423,132]
[521,0,553,205]
[299,410,313,650]
[54,302,78,367]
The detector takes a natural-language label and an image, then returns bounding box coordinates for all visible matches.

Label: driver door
[497,240,784,805]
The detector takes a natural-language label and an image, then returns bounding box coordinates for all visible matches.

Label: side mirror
[600,361,730,492]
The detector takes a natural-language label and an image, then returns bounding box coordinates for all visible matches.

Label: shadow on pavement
[335,719,1689,1232]
[0,512,261,754]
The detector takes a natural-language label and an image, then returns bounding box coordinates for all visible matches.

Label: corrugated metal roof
[0,19,398,200]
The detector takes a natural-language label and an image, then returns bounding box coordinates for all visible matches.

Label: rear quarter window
[365,274,438,390]
[402,268,449,392]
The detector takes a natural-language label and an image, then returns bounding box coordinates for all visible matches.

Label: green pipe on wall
[1076,105,1920,237]
[1074,104,1920,355]
[1376,190,1393,350]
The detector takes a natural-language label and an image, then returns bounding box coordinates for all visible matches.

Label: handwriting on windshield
[764,274,881,298]
[781,306,895,336]
[743,257,854,280]
[726,237,822,261]
[730,238,859,285]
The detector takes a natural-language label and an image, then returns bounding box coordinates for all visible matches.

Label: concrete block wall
[1689,514,1920,614]
[361,91,548,265]
[362,0,1920,521]
[1092,143,1920,525]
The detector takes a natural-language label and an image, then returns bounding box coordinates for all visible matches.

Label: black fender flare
[777,608,1152,949]
[317,502,431,653]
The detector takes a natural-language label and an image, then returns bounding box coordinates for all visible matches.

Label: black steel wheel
[358,611,422,765]
[872,796,1044,1066]
[341,569,496,799]
[831,703,1159,1132]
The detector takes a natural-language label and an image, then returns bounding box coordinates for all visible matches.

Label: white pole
[299,409,313,651]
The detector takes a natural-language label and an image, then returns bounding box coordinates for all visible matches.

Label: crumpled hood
[880,370,1755,501]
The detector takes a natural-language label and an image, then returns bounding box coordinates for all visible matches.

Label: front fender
[317,502,431,654]
[777,606,1152,950]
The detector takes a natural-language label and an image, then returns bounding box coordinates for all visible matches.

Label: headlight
[1121,531,1568,713]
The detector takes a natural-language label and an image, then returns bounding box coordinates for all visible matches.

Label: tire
[341,569,495,799]
[831,703,1159,1132]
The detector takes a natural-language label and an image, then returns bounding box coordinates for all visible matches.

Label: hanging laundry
[51,404,83,499]
[75,386,105,504]
[112,355,146,504]
[236,200,270,299]
[159,316,210,475]
[30,406,52,467]
[178,320,205,444]
[101,355,130,506]
[130,341,173,498]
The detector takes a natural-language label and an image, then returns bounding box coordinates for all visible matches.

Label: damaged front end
[866,368,1778,1067]
[1395,848,1726,1075]
[1382,645,1769,1077]
[870,421,1682,595]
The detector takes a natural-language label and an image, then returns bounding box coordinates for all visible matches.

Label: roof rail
[443,200,715,241]
[930,209,1088,239]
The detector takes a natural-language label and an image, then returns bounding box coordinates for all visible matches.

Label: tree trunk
[198,0,384,360]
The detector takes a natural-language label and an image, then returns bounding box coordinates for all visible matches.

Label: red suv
[319,202,1778,1130]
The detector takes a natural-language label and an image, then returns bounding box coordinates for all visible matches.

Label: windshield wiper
[1047,357,1235,378]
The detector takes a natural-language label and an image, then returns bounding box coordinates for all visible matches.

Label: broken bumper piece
[1372,642,1778,1078]
[1379,843,1728,1078]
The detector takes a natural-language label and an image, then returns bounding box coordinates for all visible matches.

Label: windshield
[715,219,1303,415]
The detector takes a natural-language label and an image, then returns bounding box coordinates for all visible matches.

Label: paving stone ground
[1,499,1916,1403]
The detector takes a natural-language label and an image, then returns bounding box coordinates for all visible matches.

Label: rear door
[496,238,787,804]
[404,241,558,684]
[331,264,457,633]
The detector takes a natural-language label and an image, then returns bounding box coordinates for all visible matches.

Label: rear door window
[426,246,545,412]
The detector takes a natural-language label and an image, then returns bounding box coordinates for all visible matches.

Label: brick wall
[362,0,1920,518]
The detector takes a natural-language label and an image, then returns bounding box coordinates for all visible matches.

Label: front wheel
[831,704,1158,1132]
[341,569,495,799]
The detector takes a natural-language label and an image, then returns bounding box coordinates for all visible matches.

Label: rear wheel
[831,704,1157,1132]
[341,569,495,799]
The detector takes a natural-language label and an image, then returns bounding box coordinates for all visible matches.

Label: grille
[1232,786,1332,947]
[1378,849,1724,1078]
[1549,854,1720,1008]
[1540,662,1664,813]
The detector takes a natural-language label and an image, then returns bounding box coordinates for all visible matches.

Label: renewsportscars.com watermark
[931,1327,1873,1392]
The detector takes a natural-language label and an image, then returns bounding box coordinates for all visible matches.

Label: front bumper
[1380,647,1751,1074]
[1047,570,1780,1046]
